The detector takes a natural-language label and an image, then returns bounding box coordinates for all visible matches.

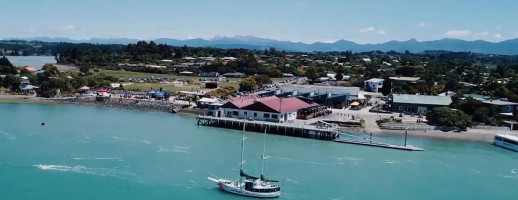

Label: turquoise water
[0,103,517,200]
[5,56,56,68]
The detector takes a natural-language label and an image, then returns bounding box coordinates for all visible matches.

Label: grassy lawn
[96,70,288,82]
[123,83,202,91]
[96,69,287,91]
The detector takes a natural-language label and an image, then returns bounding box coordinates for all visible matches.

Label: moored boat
[494,134,518,152]
[208,121,281,198]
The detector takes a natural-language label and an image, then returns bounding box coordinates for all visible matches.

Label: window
[226,111,231,116]
[271,114,278,119]
[397,106,403,111]
[244,111,247,116]
[254,113,257,117]
[263,113,270,118]
[232,111,238,116]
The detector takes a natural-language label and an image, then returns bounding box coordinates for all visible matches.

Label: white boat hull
[208,177,281,198]
[494,140,518,152]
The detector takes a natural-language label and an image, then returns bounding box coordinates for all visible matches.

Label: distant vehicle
[494,134,518,152]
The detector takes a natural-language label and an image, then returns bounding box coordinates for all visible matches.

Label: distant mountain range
[6,36,518,55]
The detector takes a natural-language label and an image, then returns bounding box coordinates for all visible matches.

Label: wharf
[333,139,424,151]
[197,116,339,140]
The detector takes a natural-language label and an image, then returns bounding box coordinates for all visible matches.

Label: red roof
[258,97,318,113]
[97,89,107,93]
[222,95,318,113]
[237,96,317,113]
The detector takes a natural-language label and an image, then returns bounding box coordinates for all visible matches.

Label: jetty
[333,139,424,151]
[197,116,339,140]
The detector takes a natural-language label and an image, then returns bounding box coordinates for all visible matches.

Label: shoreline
[1,94,511,143]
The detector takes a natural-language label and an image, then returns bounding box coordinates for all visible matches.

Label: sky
[1,0,518,44]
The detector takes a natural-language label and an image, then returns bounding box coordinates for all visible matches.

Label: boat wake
[285,178,299,184]
[270,156,335,166]
[384,160,403,164]
[511,169,517,174]
[331,156,363,161]
[0,130,16,140]
[157,145,190,153]
[71,155,123,161]
[111,136,128,141]
[34,164,144,183]
[142,140,152,144]
[499,175,518,179]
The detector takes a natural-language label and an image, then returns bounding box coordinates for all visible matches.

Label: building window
[244,111,247,116]
[264,113,270,118]
[227,111,231,116]
[254,113,257,117]
[232,111,238,116]
[397,106,403,111]
[271,114,278,119]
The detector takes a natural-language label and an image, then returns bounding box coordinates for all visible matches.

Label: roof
[389,77,421,82]
[482,100,518,106]
[222,72,245,76]
[241,96,318,113]
[365,78,384,82]
[392,94,452,106]
[464,94,491,101]
[496,134,518,141]
[278,85,360,96]
[221,95,263,109]
[179,71,193,74]
[197,97,219,103]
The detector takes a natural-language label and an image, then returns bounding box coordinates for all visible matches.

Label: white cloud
[474,31,489,36]
[494,33,502,39]
[376,30,387,36]
[444,30,472,38]
[360,27,375,33]
[419,22,433,27]
[53,25,76,31]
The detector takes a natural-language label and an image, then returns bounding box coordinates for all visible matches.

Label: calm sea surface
[5,56,56,68]
[0,103,517,200]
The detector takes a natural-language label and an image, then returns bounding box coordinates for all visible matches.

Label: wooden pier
[333,139,424,151]
[197,116,339,140]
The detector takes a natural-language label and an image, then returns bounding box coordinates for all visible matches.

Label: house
[482,99,518,117]
[217,96,319,122]
[179,71,194,76]
[19,76,38,93]
[199,72,219,77]
[222,72,245,78]
[364,78,384,93]
[172,80,188,86]
[196,97,219,108]
[270,85,360,109]
[391,94,452,114]
[160,60,173,65]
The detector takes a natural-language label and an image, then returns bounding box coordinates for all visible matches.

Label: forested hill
[5,36,518,55]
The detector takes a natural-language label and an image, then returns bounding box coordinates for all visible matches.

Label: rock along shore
[48,97,205,115]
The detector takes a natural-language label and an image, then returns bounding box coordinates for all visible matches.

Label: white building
[213,96,318,123]
[364,78,384,93]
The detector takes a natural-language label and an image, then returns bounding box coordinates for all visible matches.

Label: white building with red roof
[216,96,319,122]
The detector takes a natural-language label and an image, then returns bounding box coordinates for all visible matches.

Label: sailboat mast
[240,120,246,176]
[261,126,267,176]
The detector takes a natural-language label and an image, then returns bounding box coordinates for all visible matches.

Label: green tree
[239,76,258,92]
[426,107,473,130]
[306,66,319,80]
[2,75,20,91]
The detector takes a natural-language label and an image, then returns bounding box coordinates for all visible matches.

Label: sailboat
[208,121,281,198]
